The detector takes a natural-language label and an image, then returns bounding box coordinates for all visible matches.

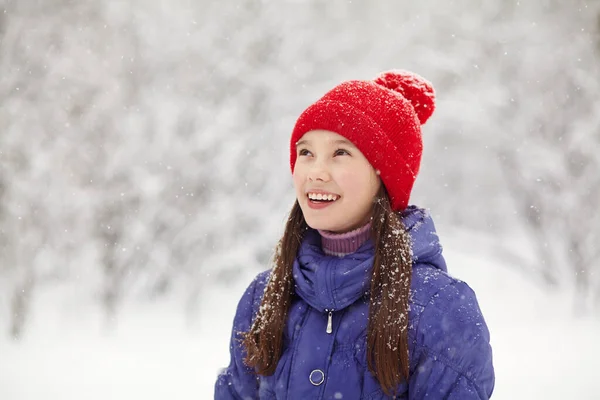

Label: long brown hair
[241,185,413,396]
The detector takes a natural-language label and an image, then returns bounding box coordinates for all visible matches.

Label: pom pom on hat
[374,70,436,125]
[290,69,436,211]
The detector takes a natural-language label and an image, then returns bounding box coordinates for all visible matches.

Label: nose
[307,160,331,182]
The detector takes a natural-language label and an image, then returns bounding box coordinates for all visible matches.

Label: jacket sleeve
[409,281,495,399]
[214,273,266,400]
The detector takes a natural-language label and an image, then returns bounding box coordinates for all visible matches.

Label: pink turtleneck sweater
[317,221,372,257]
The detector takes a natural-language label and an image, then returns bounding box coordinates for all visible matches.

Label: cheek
[336,170,366,193]
[336,168,379,205]
[292,169,305,193]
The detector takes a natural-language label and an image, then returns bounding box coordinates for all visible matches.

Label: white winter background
[1,1,599,399]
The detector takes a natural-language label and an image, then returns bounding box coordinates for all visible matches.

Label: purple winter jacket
[214,206,494,399]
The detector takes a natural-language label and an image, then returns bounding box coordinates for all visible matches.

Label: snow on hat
[290,70,435,211]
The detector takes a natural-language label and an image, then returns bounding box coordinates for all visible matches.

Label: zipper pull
[326,309,333,334]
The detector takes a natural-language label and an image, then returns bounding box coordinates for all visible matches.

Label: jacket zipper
[324,309,334,334]
[324,259,336,335]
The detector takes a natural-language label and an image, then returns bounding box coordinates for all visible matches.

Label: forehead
[296,130,355,146]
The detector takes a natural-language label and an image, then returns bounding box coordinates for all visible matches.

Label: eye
[334,148,350,156]
[298,148,311,156]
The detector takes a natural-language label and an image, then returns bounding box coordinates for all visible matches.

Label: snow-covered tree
[1,0,599,337]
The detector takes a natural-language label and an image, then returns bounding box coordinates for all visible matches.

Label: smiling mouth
[306,195,338,210]
[306,193,340,203]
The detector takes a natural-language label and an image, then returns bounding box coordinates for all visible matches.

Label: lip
[307,198,337,210]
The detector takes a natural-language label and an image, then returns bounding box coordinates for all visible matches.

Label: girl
[214,70,494,399]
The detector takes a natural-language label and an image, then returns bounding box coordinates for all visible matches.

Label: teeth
[308,193,338,201]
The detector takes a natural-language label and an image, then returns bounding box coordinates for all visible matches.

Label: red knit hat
[290,70,435,211]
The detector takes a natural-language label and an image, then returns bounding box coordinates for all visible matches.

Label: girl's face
[293,130,381,233]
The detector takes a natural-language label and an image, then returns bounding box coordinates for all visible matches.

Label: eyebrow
[296,138,355,147]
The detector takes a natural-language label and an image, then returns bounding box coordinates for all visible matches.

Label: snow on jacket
[214,206,494,399]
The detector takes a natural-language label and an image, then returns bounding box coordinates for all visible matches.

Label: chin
[305,218,345,233]
[304,218,332,231]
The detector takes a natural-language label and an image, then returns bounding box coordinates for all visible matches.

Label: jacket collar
[292,206,446,312]
[292,229,374,312]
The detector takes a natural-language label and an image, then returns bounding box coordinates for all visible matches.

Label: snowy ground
[0,230,598,400]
